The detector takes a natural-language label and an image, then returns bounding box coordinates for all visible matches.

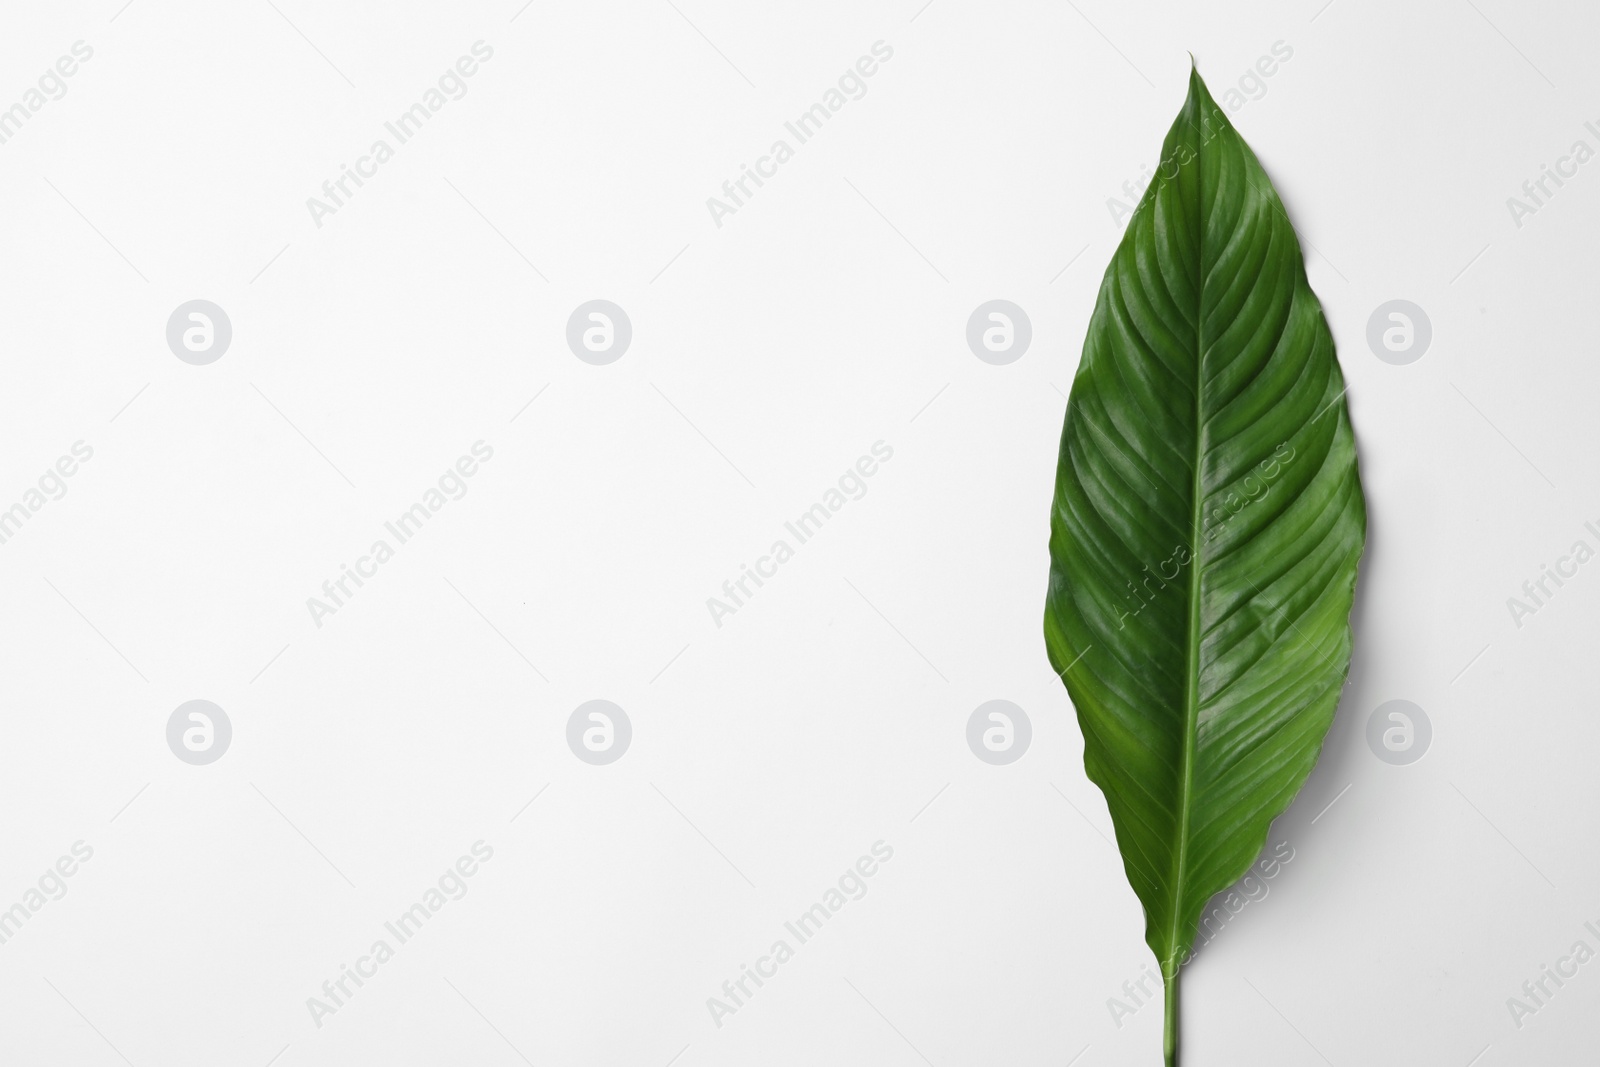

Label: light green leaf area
[1044,68,1365,1063]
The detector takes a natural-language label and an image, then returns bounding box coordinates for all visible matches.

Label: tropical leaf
[1044,66,1365,1065]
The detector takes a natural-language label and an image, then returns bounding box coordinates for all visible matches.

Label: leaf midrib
[1166,101,1210,975]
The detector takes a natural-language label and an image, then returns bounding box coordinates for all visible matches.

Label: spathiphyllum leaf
[1044,67,1365,1065]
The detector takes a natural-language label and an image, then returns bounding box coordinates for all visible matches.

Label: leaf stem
[1164,968,1180,1067]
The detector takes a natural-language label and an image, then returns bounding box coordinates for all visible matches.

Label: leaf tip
[1183,60,1221,117]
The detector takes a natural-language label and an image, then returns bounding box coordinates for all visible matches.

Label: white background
[0,0,1595,1064]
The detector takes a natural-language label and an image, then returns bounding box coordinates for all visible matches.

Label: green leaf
[1044,67,1365,1065]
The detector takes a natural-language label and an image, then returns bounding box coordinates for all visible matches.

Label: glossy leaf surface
[1044,68,1365,1064]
